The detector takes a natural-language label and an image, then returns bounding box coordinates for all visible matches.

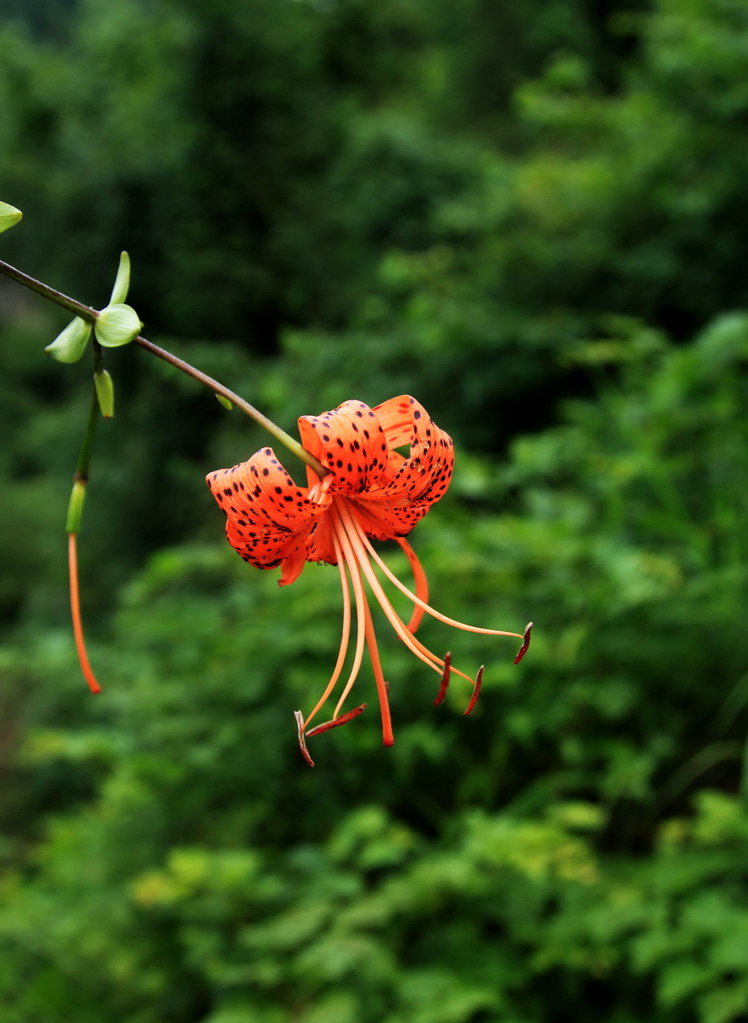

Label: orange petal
[370,394,419,448]
[298,400,389,495]
[370,395,454,506]
[206,447,320,572]
[395,536,427,633]
[345,497,431,542]
[278,547,307,587]
[305,511,337,565]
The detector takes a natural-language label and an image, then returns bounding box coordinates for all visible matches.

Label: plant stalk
[0,258,328,477]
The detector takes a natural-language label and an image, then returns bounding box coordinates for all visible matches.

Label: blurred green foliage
[1,0,748,1020]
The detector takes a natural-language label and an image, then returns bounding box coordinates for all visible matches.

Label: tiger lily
[207,395,531,765]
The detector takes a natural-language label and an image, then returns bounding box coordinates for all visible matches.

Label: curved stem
[0,259,96,322]
[134,336,327,477]
[66,391,98,533]
[0,258,328,478]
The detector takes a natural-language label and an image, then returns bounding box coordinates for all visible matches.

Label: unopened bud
[94,369,115,418]
[66,478,87,534]
[0,201,22,233]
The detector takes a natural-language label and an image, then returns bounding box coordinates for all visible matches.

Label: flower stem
[134,335,327,477]
[0,258,328,478]
[0,258,96,322]
[67,390,102,693]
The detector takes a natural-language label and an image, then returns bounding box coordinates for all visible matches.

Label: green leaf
[95,303,143,347]
[0,201,22,233]
[658,960,711,1008]
[45,317,93,363]
[699,983,748,1023]
[108,250,131,305]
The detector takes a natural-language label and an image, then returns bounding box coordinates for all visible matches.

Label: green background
[1,0,748,1020]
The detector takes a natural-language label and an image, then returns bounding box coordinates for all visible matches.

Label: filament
[357,525,524,640]
[301,531,352,731]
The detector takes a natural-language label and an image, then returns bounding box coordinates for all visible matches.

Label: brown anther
[294,710,314,767]
[434,652,452,706]
[514,621,533,664]
[305,703,367,738]
[464,665,484,716]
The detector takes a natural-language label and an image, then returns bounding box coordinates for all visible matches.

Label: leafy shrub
[2,313,747,1021]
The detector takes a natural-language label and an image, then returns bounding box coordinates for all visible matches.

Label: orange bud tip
[68,532,104,694]
[383,735,395,747]
[294,710,314,767]
[464,665,484,716]
[434,651,452,706]
[514,621,533,664]
[305,703,367,738]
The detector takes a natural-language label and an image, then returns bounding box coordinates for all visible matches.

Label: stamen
[434,651,451,706]
[68,532,102,694]
[464,665,484,716]
[306,703,367,738]
[355,522,526,643]
[514,622,533,664]
[336,501,472,685]
[307,475,333,505]
[294,709,314,767]
[361,597,394,746]
[301,532,352,731]
[337,503,476,687]
[329,508,369,719]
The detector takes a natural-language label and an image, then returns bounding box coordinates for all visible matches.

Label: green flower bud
[94,368,115,418]
[216,394,233,410]
[95,303,143,348]
[66,478,87,534]
[0,201,22,233]
[45,317,93,363]
[109,251,131,305]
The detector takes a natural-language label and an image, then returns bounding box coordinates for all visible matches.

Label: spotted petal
[370,395,454,505]
[206,447,321,582]
[298,400,389,495]
[349,395,454,539]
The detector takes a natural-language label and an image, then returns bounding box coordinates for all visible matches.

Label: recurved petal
[206,447,320,571]
[304,511,337,564]
[348,497,431,541]
[370,395,454,507]
[298,400,389,495]
[370,394,417,448]
[278,546,307,587]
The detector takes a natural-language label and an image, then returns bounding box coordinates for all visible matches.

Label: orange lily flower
[207,396,531,765]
